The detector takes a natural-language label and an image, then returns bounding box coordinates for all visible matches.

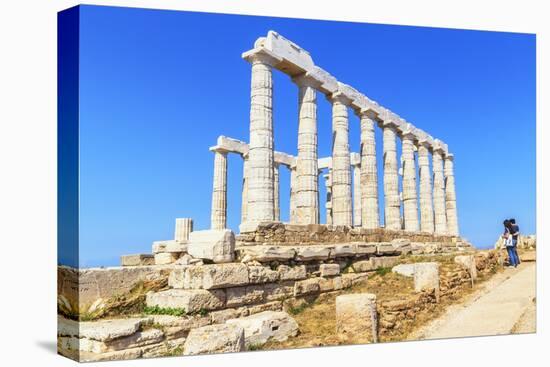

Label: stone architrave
[432,146,447,235]
[241,153,249,224]
[444,154,459,236]
[359,111,379,229]
[293,75,320,225]
[417,142,435,233]
[329,93,353,226]
[240,48,282,232]
[401,130,419,232]
[210,149,228,230]
[353,163,362,227]
[382,122,401,230]
[174,218,193,243]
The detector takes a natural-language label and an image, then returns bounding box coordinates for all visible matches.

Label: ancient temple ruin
[209,31,459,237]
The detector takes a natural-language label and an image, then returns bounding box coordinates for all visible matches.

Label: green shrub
[143,305,187,316]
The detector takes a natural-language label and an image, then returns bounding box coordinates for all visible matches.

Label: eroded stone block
[226,311,299,347]
[146,289,225,313]
[336,293,377,341]
[187,229,235,263]
[320,263,340,277]
[181,263,249,290]
[121,254,154,267]
[183,324,245,355]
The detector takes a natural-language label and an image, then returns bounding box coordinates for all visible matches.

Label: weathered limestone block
[295,246,332,261]
[454,255,477,281]
[183,324,245,355]
[121,254,154,267]
[376,242,396,255]
[294,278,321,296]
[341,273,369,288]
[226,285,265,307]
[413,262,440,298]
[226,311,299,347]
[150,314,210,335]
[174,218,193,242]
[152,240,187,254]
[320,263,340,277]
[336,293,377,342]
[209,309,243,324]
[392,263,416,277]
[239,246,296,262]
[105,329,164,352]
[391,238,412,254]
[174,263,249,290]
[245,300,284,315]
[154,252,180,265]
[248,265,280,283]
[333,243,355,257]
[58,317,153,342]
[319,276,343,292]
[277,265,307,281]
[264,282,295,301]
[187,229,235,263]
[354,242,377,255]
[351,259,375,273]
[146,289,226,313]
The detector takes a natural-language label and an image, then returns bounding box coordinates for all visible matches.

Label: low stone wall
[236,222,460,246]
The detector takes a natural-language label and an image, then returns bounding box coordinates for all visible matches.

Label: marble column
[432,147,447,235]
[210,149,228,230]
[359,111,380,229]
[401,130,419,232]
[175,218,193,242]
[289,165,297,223]
[329,93,353,226]
[274,163,280,221]
[382,122,401,230]
[417,142,435,233]
[353,164,362,227]
[240,153,249,225]
[241,48,282,230]
[294,75,320,224]
[444,154,459,236]
[324,172,333,225]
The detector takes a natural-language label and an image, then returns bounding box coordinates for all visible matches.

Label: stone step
[146,289,226,313]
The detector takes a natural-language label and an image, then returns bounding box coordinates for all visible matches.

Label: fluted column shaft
[211,150,227,229]
[401,134,419,232]
[294,77,319,224]
[324,172,333,225]
[383,125,401,230]
[418,144,435,233]
[274,164,280,221]
[330,96,353,226]
[444,155,459,236]
[175,218,193,242]
[243,51,279,228]
[240,154,249,225]
[432,150,447,234]
[290,166,297,223]
[359,113,379,229]
[353,164,362,227]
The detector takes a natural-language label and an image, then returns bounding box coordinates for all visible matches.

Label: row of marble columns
[210,48,458,236]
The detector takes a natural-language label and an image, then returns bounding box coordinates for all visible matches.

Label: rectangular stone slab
[146,289,226,313]
[180,263,250,290]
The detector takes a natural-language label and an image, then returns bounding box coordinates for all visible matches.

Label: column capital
[292,73,323,89]
[209,146,229,155]
[326,91,353,105]
[444,153,455,161]
[357,108,379,120]
[242,47,283,66]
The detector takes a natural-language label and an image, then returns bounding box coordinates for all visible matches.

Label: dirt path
[411,262,536,340]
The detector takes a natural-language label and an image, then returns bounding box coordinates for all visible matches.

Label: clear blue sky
[74,5,535,267]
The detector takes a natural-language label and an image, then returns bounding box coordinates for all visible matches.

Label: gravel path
[411,262,536,340]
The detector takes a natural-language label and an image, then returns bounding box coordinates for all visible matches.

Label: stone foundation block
[295,246,332,261]
[154,252,180,265]
[248,265,280,284]
[277,265,307,281]
[239,246,296,262]
[152,240,187,254]
[183,324,245,355]
[320,263,340,277]
[336,293,377,342]
[454,255,477,281]
[226,311,299,347]
[180,263,249,290]
[333,243,355,257]
[354,242,378,255]
[294,278,321,296]
[226,285,265,307]
[319,276,343,292]
[187,229,235,263]
[392,263,416,277]
[264,282,295,301]
[413,262,440,299]
[146,289,225,313]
